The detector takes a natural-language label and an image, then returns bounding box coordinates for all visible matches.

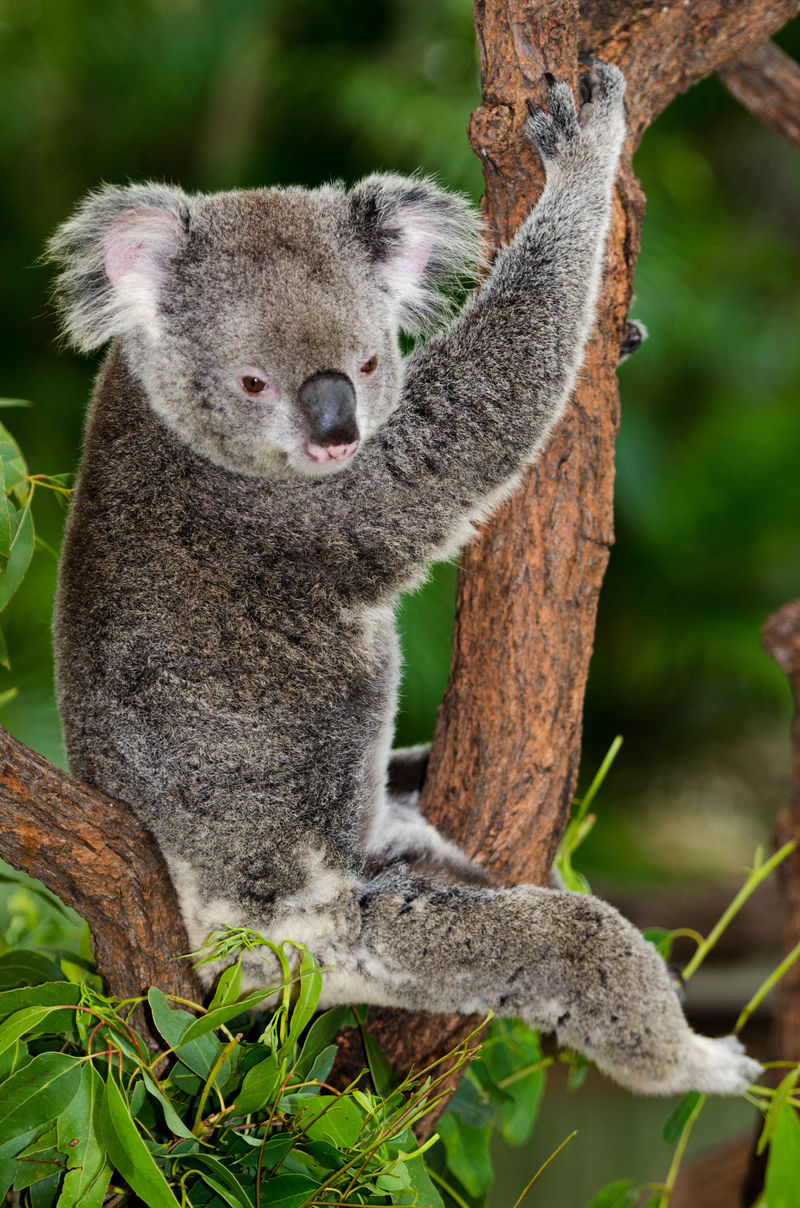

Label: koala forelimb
[48,63,760,1096]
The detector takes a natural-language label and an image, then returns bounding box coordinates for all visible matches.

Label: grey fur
[50,64,760,1096]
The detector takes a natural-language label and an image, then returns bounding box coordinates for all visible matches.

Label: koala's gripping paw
[525,60,625,169]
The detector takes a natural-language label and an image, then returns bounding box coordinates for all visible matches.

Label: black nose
[297,372,359,446]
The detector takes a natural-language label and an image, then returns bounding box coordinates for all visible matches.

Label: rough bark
[719,40,800,151]
[762,601,800,1062]
[0,727,198,1006]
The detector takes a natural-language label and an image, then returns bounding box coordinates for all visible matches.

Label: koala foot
[614,1032,763,1097]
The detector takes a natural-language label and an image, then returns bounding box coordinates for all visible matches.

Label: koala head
[48,175,481,480]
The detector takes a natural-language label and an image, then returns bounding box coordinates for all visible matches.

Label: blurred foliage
[0,2,798,811]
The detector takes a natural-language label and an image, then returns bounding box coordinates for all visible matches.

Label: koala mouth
[305,439,360,466]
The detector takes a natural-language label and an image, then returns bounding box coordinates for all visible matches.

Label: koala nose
[297,372,359,447]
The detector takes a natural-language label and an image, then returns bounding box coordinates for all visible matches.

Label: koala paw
[526,60,625,167]
[656,1033,762,1096]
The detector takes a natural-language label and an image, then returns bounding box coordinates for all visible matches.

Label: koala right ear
[348,174,483,336]
[47,183,191,353]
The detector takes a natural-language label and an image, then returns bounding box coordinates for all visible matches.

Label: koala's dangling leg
[618,318,648,362]
[310,872,761,1097]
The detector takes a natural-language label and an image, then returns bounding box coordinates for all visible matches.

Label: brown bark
[0,727,198,1006]
[719,40,800,152]
[762,601,800,1061]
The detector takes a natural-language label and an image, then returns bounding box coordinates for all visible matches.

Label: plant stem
[682,841,796,981]
[657,1094,705,1206]
[512,1131,577,1207]
[735,937,800,1034]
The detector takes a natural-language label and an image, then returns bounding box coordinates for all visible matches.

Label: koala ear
[47,183,191,353]
[348,174,482,335]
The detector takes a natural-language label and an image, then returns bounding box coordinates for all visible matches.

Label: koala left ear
[348,174,482,335]
[47,182,191,354]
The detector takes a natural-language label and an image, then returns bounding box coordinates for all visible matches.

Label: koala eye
[240,375,268,394]
[359,355,379,377]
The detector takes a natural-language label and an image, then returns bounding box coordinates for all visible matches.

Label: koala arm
[338,66,625,589]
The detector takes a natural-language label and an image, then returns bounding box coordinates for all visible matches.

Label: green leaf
[295,1044,337,1091]
[0,1036,28,1079]
[0,494,33,611]
[763,1103,800,1208]
[98,1072,180,1208]
[437,1113,493,1199]
[293,1005,355,1082]
[254,1173,320,1208]
[0,1127,43,1199]
[148,988,226,1082]
[56,1063,111,1208]
[0,980,80,1020]
[0,1052,82,1141]
[0,399,33,408]
[176,1155,254,1208]
[11,1127,61,1190]
[0,1005,73,1057]
[758,1066,800,1154]
[405,1156,445,1208]
[208,962,243,1011]
[232,1054,284,1116]
[354,1006,397,1098]
[285,949,322,1049]
[179,986,279,1045]
[447,1071,494,1130]
[643,928,673,961]
[29,1171,63,1208]
[586,1180,639,1208]
[141,1071,195,1140]
[297,1096,365,1149]
[662,1092,702,1144]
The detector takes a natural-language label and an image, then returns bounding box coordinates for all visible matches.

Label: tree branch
[718,40,800,152]
[0,726,199,1005]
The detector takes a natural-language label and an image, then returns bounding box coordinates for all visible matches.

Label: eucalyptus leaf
[177,1155,254,1208]
[293,1004,355,1081]
[586,1179,639,1208]
[253,1173,320,1208]
[141,1070,195,1140]
[0,496,33,611]
[662,1092,701,1145]
[437,1113,493,1199]
[0,980,78,1019]
[56,1063,110,1208]
[0,1052,82,1141]
[763,1101,800,1208]
[285,949,322,1049]
[98,1072,180,1208]
[232,1053,284,1116]
[208,962,243,1011]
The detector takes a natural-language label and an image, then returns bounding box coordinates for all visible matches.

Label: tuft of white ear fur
[47,183,191,353]
[348,174,483,336]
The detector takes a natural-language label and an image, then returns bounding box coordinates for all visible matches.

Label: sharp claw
[579,53,600,66]
[525,98,538,117]
[543,71,557,87]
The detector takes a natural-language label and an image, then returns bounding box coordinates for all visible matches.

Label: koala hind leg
[312,871,761,1097]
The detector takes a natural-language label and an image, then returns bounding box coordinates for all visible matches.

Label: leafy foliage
[0,931,489,1208]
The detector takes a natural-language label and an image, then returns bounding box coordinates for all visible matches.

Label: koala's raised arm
[328,66,626,590]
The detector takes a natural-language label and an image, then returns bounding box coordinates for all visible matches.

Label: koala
[48,63,760,1096]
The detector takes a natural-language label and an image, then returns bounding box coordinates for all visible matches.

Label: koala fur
[49,64,760,1096]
